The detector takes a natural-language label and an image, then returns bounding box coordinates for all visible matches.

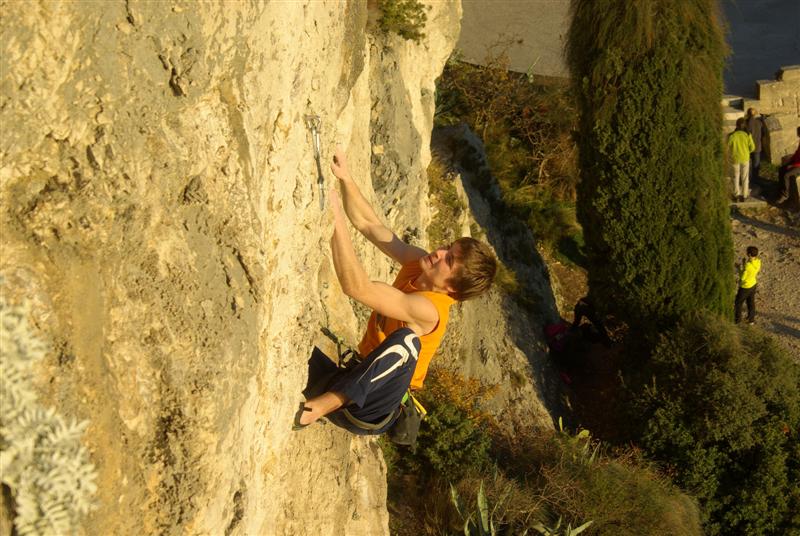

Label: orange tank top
[358,261,455,390]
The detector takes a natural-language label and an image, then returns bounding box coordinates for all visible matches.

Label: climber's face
[419,242,461,294]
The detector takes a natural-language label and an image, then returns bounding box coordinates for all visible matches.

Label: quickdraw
[305,114,325,210]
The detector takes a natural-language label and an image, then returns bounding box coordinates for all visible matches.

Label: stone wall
[744,65,800,164]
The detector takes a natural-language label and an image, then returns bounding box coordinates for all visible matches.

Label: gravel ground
[731,205,800,361]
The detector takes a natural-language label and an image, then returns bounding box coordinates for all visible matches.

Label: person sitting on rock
[295,147,497,433]
[777,126,800,203]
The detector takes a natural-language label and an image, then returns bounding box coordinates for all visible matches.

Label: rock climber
[294,147,497,434]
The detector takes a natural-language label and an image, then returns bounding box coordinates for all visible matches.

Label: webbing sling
[341,406,398,431]
[321,326,361,368]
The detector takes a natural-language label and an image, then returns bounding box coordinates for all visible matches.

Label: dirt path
[731,205,800,361]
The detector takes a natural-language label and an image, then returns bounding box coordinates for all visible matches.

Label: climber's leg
[298,390,349,426]
[297,327,420,433]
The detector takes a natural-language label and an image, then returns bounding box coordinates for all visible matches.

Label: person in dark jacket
[745,108,764,180]
[777,126,800,203]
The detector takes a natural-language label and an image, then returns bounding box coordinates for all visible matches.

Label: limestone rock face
[0,2,460,534]
[431,126,562,434]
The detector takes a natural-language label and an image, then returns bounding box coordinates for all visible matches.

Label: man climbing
[295,147,497,433]
[734,246,761,325]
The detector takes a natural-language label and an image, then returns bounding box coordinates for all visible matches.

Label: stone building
[751,66,800,165]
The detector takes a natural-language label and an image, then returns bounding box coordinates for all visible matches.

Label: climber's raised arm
[330,146,427,265]
[328,188,438,336]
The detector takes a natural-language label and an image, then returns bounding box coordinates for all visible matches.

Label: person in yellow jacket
[735,246,761,324]
[296,146,497,430]
[728,117,756,202]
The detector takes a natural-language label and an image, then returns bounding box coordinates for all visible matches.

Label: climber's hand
[330,145,351,181]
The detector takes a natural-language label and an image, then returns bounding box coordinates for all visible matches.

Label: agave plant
[450,480,511,536]
[558,416,599,465]
[532,516,593,536]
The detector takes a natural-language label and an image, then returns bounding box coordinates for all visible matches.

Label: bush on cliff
[384,369,703,536]
[434,49,580,260]
[566,0,733,332]
[378,0,427,43]
[629,312,800,535]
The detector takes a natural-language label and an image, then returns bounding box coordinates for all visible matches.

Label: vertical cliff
[0,1,460,534]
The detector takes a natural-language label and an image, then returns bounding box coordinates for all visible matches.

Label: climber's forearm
[330,201,373,299]
[338,177,393,241]
[329,147,426,265]
[330,145,392,240]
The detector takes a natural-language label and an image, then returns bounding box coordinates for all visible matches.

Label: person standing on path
[728,117,756,202]
[745,108,764,180]
[734,246,761,325]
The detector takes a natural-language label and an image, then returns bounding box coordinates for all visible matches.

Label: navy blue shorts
[326,327,421,435]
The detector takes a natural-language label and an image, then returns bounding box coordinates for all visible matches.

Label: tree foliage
[630,312,800,535]
[566,0,733,331]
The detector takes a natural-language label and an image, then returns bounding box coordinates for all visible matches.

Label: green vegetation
[434,49,582,264]
[385,369,703,535]
[759,160,780,183]
[413,400,492,480]
[450,481,498,536]
[427,156,466,248]
[420,7,798,535]
[566,0,734,331]
[378,0,427,43]
[628,312,800,535]
[387,368,495,481]
[564,4,798,533]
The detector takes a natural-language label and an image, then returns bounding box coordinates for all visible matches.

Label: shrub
[402,369,497,481]
[384,369,703,536]
[517,429,702,536]
[566,0,734,332]
[412,400,492,480]
[435,49,580,253]
[378,0,427,43]
[629,312,800,535]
